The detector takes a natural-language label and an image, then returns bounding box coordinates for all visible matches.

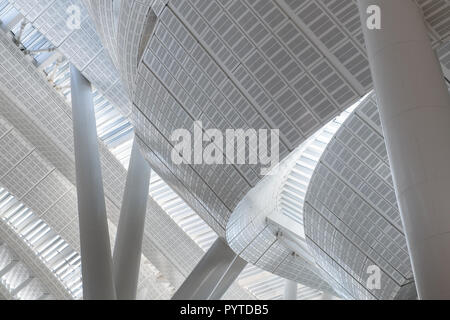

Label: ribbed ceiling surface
[1,0,449,300]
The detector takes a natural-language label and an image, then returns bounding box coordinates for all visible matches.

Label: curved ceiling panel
[226,102,356,298]
[79,0,450,296]
[304,93,417,299]
[14,0,450,240]
[117,0,450,240]
[6,0,450,299]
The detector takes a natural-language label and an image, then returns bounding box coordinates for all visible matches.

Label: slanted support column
[172,238,247,300]
[70,65,116,300]
[358,0,450,299]
[284,280,297,300]
[113,138,151,300]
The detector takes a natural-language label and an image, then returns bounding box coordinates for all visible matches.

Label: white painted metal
[70,65,116,300]
[172,238,247,300]
[284,280,297,300]
[113,138,151,300]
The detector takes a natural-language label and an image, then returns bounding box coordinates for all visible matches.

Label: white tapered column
[284,280,297,300]
[172,238,247,300]
[113,138,151,300]
[359,0,450,299]
[70,65,116,300]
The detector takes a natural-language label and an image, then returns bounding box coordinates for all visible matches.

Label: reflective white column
[172,238,247,300]
[113,138,150,300]
[359,0,450,299]
[70,65,116,300]
[284,280,297,300]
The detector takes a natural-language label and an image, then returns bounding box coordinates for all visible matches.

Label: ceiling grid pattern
[2,0,449,300]
[0,6,252,298]
[304,93,417,299]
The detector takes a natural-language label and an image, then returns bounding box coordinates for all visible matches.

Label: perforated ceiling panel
[9,0,132,116]
[304,93,417,300]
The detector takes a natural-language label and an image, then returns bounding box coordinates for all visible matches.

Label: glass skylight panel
[0,3,18,26]
[25,225,50,244]
[21,30,42,48]
[0,245,49,300]
[0,0,9,13]
[0,185,84,299]
[19,219,41,236]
